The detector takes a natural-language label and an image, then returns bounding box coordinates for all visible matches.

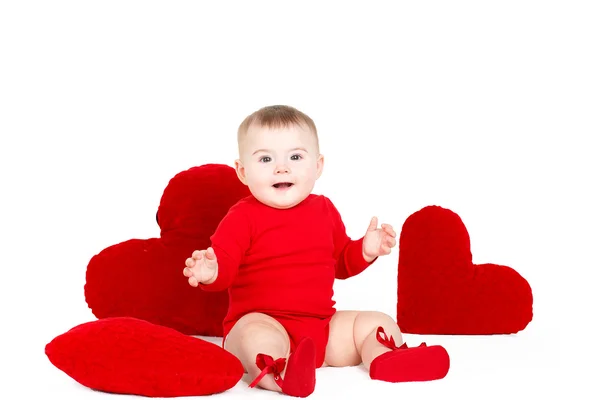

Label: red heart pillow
[84,164,250,336]
[396,205,533,335]
[45,317,244,397]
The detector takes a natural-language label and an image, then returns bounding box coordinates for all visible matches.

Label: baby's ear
[316,154,324,179]
[234,159,247,185]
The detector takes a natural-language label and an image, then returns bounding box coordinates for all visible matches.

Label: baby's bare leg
[325,310,402,370]
[323,310,361,367]
[224,312,290,392]
[353,311,402,370]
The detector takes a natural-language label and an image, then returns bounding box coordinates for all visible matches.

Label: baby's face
[235,123,323,209]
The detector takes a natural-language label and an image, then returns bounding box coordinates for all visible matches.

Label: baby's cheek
[297,168,314,180]
[247,168,268,185]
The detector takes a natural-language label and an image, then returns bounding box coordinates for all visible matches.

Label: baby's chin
[256,193,306,209]
[264,198,303,209]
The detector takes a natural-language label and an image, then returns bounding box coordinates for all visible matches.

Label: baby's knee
[350,311,400,354]
[240,321,285,343]
[231,313,290,351]
[354,311,401,340]
[355,311,396,327]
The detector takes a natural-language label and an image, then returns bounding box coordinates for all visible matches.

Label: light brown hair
[237,105,319,150]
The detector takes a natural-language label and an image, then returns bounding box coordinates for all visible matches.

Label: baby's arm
[325,197,376,280]
[189,202,251,292]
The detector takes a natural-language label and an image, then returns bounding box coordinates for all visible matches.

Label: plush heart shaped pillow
[45,317,244,397]
[396,205,533,335]
[84,164,250,336]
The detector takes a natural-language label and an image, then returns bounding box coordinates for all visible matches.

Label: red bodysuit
[199,193,375,367]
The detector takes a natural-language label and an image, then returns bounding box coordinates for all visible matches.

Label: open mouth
[273,182,294,189]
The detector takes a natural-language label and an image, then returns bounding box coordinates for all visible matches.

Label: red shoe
[249,337,316,397]
[370,326,450,382]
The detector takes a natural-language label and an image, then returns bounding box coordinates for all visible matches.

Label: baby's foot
[249,337,316,397]
[280,337,316,397]
[369,326,450,382]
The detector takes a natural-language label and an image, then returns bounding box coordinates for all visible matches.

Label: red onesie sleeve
[325,197,377,280]
[198,200,252,292]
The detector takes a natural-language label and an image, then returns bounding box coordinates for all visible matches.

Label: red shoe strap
[376,326,405,350]
[376,326,428,350]
[249,353,286,389]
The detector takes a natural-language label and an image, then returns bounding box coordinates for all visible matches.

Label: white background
[1,1,598,399]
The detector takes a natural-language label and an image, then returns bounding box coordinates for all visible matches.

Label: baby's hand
[362,216,397,262]
[183,247,218,287]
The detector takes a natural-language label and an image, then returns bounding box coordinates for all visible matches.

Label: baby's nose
[275,164,290,173]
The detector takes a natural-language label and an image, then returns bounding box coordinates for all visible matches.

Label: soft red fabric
[396,205,533,335]
[278,337,317,398]
[45,317,244,397]
[84,164,250,336]
[249,337,317,397]
[369,326,450,382]
[198,194,375,351]
[369,343,450,382]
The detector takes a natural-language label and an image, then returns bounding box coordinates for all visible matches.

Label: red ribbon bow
[249,354,287,389]
[376,326,427,350]
[376,326,407,350]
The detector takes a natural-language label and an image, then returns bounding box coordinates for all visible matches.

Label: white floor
[27,311,569,400]
[9,259,576,399]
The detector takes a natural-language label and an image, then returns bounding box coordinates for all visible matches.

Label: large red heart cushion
[84,164,250,336]
[45,317,244,397]
[396,205,533,335]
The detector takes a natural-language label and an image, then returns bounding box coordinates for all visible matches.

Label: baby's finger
[183,267,192,277]
[387,237,396,247]
[188,276,198,287]
[192,250,204,260]
[381,245,392,255]
[185,257,195,268]
[205,247,215,260]
[381,224,396,237]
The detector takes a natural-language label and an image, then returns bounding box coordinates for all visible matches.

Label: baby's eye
[259,156,272,163]
[290,154,302,161]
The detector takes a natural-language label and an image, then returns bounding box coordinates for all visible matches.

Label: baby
[184,105,449,397]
